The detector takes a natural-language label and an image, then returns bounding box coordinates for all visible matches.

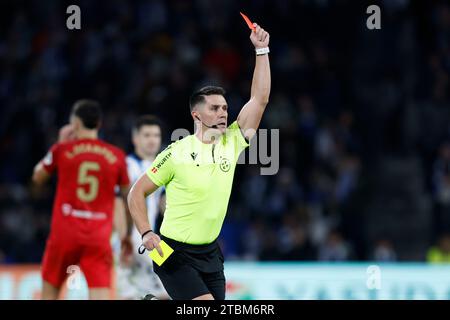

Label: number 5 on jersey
[77,161,100,202]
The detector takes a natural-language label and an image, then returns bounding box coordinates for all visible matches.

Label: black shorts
[153,235,226,300]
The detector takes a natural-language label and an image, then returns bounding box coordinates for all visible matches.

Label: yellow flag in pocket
[148,240,174,266]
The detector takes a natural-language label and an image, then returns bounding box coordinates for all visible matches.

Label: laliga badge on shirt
[148,240,174,266]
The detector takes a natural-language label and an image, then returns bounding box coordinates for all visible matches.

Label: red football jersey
[42,138,130,244]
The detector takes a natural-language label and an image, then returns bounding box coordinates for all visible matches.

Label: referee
[127,22,270,300]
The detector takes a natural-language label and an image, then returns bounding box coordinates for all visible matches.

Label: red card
[240,12,256,31]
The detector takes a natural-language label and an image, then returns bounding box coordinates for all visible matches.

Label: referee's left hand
[142,231,164,257]
[250,23,270,49]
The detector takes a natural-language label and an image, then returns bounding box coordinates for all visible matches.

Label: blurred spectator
[335,111,359,155]
[334,154,361,205]
[258,229,282,261]
[432,142,450,234]
[297,95,318,141]
[241,166,268,215]
[266,167,302,217]
[427,234,450,263]
[371,239,397,262]
[203,40,242,82]
[315,120,338,165]
[318,230,353,262]
[279,214,316,261]
[433,142,450,206]
[241,218,266,260]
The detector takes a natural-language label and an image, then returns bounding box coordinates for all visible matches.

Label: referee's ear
[191,108,198,119]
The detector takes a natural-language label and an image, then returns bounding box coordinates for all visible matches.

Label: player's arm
[32,162,51,186]
[32,145,58,186]
[113,195,132,264]
[237,23,271,141]
[127,174,163,256]
[117,185,135,264]
[113,196,128,240]
[32,124,75,186]
[119,186,133,237]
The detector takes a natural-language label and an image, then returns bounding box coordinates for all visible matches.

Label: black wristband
[141,229,153,240]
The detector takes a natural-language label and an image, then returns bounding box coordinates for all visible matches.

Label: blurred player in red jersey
[32,100,132,300]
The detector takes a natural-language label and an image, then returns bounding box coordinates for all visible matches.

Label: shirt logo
[152,152,172,172]
[191,152,198,161]
[219,157,231,172]
[62,203,72,216]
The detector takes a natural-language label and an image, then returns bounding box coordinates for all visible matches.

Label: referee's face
[200,95,228,134]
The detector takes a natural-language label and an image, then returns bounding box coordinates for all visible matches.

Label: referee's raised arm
[127,174,163,256]
[237,22,271,141]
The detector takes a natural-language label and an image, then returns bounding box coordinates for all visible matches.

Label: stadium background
[1,0,450,299]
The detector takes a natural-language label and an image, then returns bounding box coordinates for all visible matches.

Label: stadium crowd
[0,0,449,263]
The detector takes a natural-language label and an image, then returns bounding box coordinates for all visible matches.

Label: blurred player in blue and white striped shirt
[112,115,168,299]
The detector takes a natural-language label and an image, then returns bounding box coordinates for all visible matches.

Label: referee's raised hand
[142,231,164,257]
[249,23,270,48]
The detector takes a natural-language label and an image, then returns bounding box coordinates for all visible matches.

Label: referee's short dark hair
[133,115,162,132]
[71,99,102,129]
[189,86,226,111]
